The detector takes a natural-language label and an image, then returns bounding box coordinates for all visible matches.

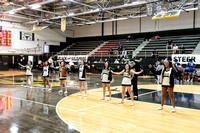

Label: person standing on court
[72,60,90,97]
[112,64,143,106]
[58,61,70,96]
[42,61,52,93]
[19,61,33,88]
[92,61,112,101]
[149,61,182,112]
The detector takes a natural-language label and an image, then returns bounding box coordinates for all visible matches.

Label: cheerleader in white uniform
[18,61,33,88]
[42,61,52,92]
[76,61,90,97]
[149,61,182,112]
[92,61,112,101]
[112,64,143,106]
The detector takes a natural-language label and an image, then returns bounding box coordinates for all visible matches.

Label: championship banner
[172,54,200,64]
[61,18,66,32]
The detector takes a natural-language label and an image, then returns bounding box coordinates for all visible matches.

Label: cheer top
[43,65,50,77]
[122,70,132,86]
[26,65,32,76]
[59,66,68,80]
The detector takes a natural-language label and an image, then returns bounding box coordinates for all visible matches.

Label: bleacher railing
[39,49,199,59]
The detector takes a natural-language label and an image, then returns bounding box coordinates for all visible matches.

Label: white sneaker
[30,86,33,89]
[58,90,63,95]
[186,80,190,82]
[42,88,46,92]
[83,94,87,97]
[48,88,52,93]
[131,102,134,106]
[158,105,163,110]
[64,91,68,96]
[25,86,28,88]
[190,79,193,83]
[172,107,176,113]
[107,98,111,101]
[119,100,124,104]
[101,97,105,100]
[77,93,82,96]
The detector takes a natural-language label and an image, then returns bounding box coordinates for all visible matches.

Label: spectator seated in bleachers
[166,40,173,50]
[120,59,125,64]
[121,48,127,58]
[114,65,122,72]
[99,59,104,63]
[114,59,119,64]
[155,35,160,40]
[180,45,185,54]
[173,44,178,54]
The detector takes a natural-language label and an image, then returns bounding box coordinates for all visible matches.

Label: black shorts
[122,84,131,86]
[26,75,32,77]
[43,76,49,78]
[162,85,174,88]
[102,82,110,84]
[79,79,86,81]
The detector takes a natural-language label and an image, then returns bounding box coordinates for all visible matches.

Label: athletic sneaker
[107,98,111,101]
[58,90,63,95]
[172,107,176,113]
[119,100,124,104]
[83,94,87,97]
[64,91,68,96]
[48,88,52,93]
[131,102,134,106]
[30,86,33,89]
[25,86,28,88]
[158,105,163,110]
[42,88,46,92]
[190,79,193,83]
[186,80,190,82]
[77,93,82,96]
[101,97,105,100]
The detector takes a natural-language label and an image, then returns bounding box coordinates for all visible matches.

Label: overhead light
[86,21,96,24]
[8,10,16,15]
[68,12,74,16]
[30,4,41,9]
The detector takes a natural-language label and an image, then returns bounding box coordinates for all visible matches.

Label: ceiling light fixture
[30,4,41,9]
[8,10,16,15]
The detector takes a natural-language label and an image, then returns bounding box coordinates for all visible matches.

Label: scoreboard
[0,26,12,46]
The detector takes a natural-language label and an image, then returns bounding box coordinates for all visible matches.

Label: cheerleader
[92,61,112,101]
[111,64,143,106]
[42,61,52,92]
[73,61,90,97]
[58,61,69,96]
[18,61,33,88]
[149,61,182,112]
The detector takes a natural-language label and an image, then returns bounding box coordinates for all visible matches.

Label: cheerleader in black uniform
[92,61,112,101]
[149,61,182,112]
[112,64,143,106]
[19,61,33,88]
[42,61,52,92]
[73,61,90,97]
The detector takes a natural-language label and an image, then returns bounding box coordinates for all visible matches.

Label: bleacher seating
[61,41,103,55]
[136,35,200,58]
[91,39,143,57]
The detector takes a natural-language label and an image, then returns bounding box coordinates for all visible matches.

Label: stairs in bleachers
[136,35,200,58]
[90,39,143,58]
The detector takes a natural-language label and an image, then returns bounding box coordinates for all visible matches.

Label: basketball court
[0,0,200,133]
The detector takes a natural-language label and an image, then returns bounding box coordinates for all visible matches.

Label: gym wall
[69,10,200,38]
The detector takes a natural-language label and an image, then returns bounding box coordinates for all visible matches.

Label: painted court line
[76,90,158,112]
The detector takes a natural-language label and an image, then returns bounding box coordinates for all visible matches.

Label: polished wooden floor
[57,84,200,133]
[0,70,200,133]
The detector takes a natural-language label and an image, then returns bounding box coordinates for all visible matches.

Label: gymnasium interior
[0,0,200,132]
